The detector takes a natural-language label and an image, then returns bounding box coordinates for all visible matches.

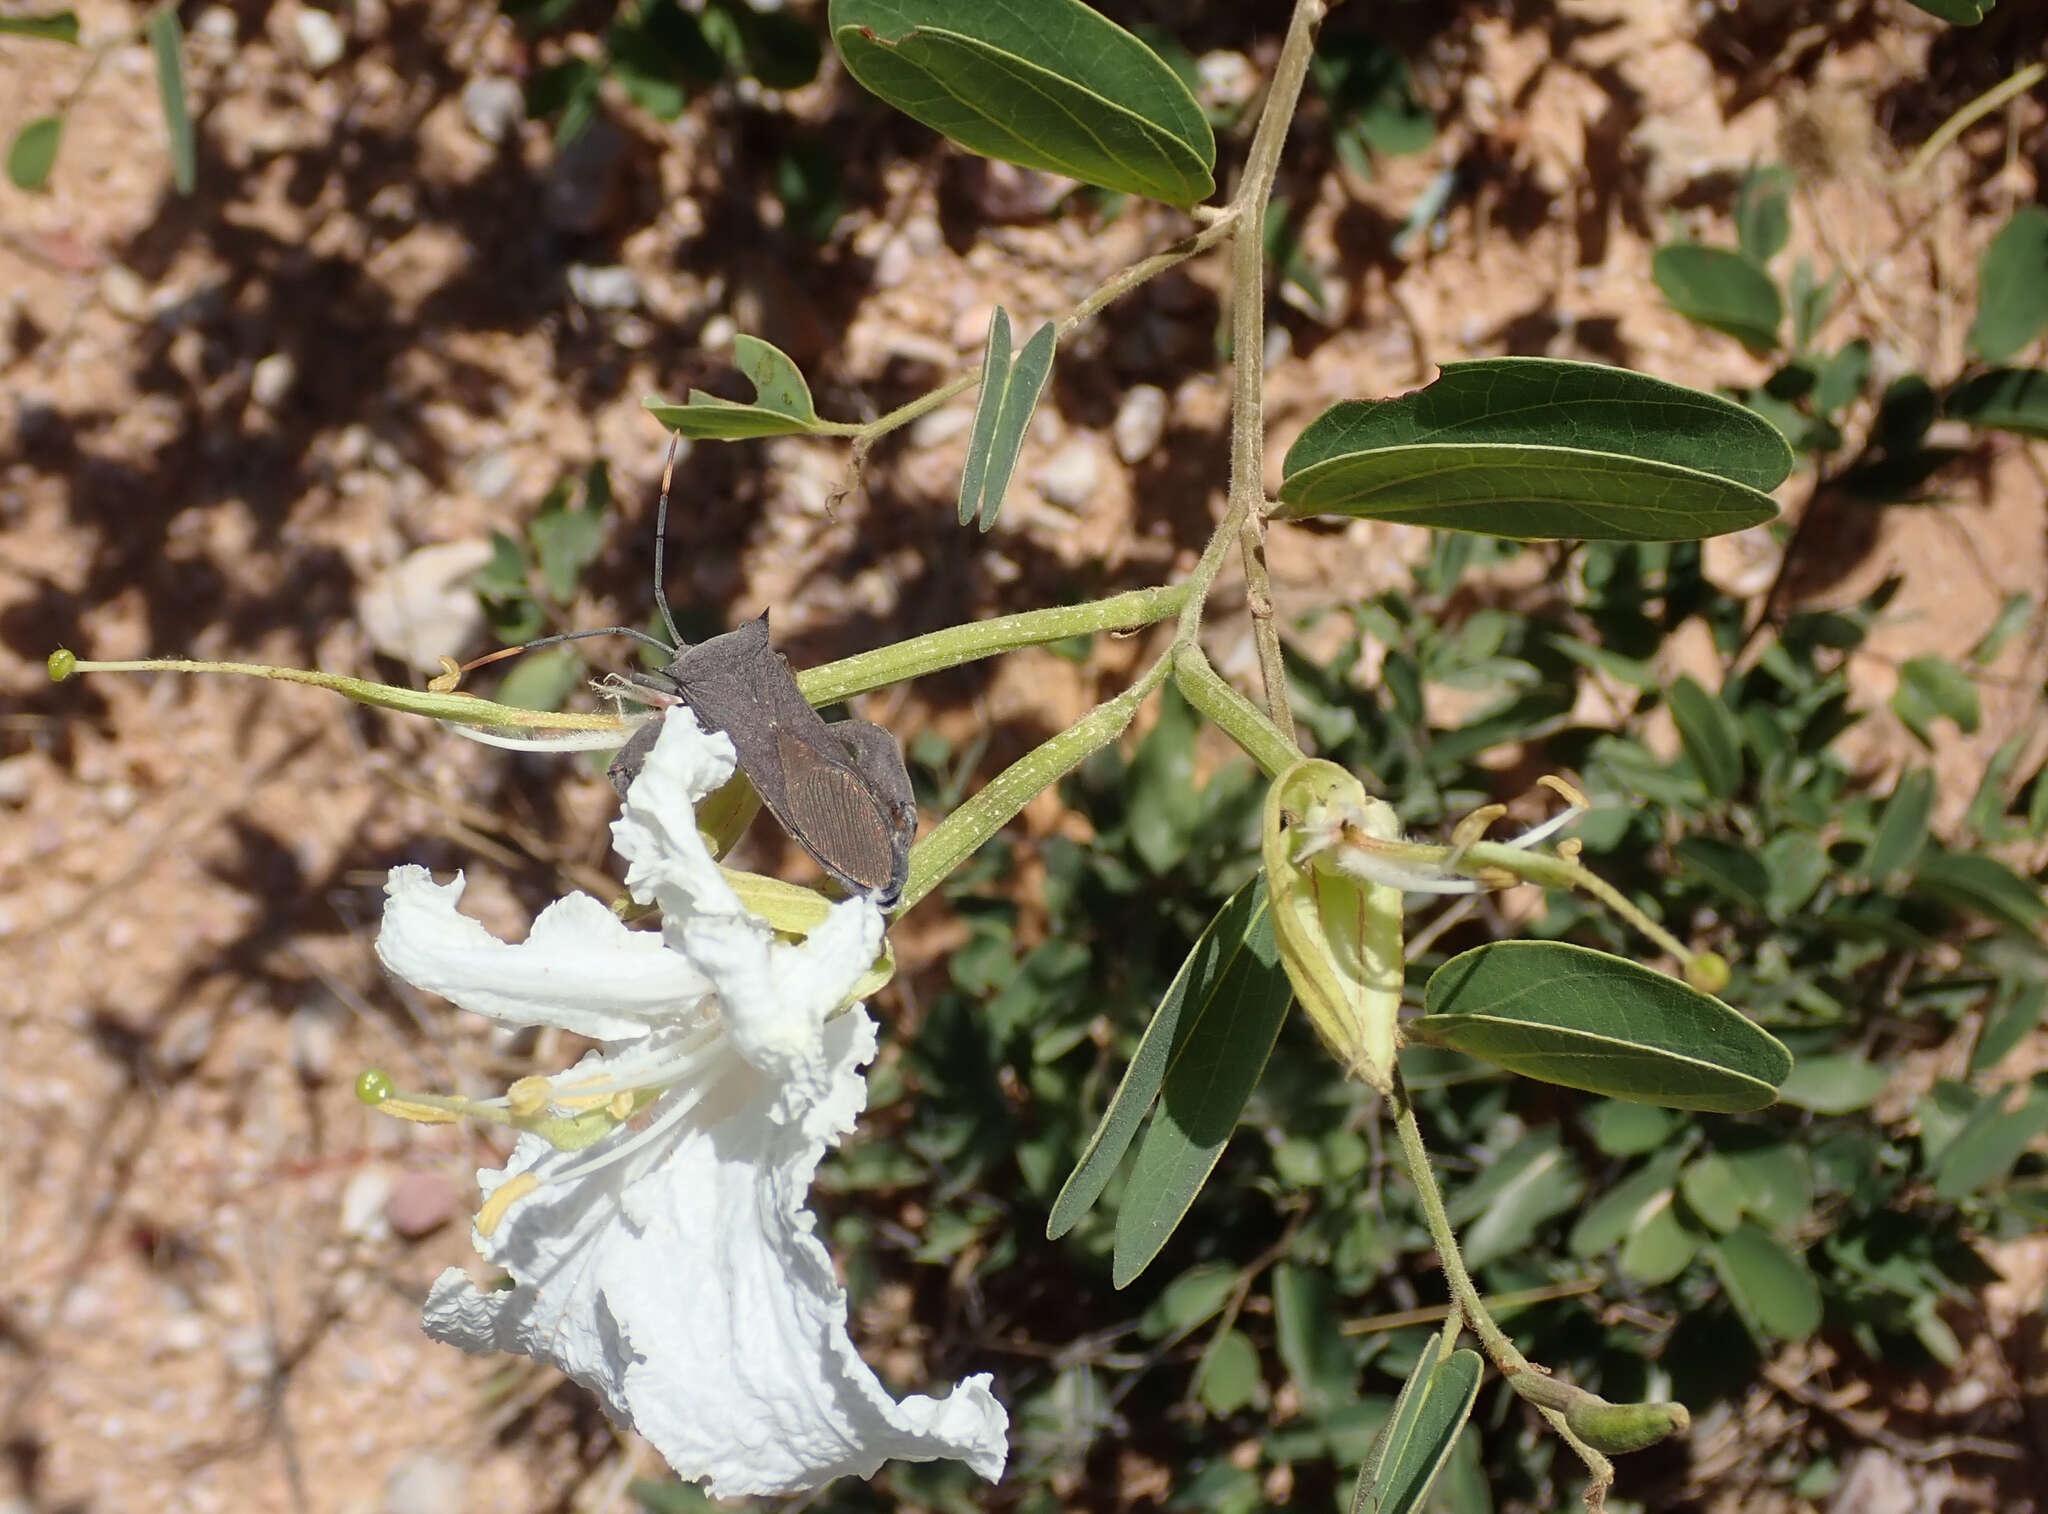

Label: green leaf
[1968,592,2033,665]
[830,0,1214,208]
[1273,1265,1354,1416]
[1734,165,1794,266]
[1891,656,1980,742]
[1569,1149,1687,1257]
[644,334,830,439]
[531,463,609,602]
[1112,885,1293,1285]
[1932,1077,2048,1199]
[1947,367,2048,441]
[1721,1143,1813,1231]
[958,306,1056,531]
[1776,1053,1890,1114]
[1411,941,1792,1112]
[1972,980,2046,1074]
[1143,1262,1238,1338]
[1275,358,1787,540]
[1674,836,1770,912]
[0,10,79,42]
[1680,1152,1748,1233]
[1653,242,1784,351]
[7,114,62,191]
[1315,33,1435,169]
[1618,1193,1699,1284]
[1903,0,1992,19]
[494,644,584,712]
[1352,1329,1483,1514]
[1668,676,1743,799]
[1861,768,1934,880]
[1447,1132,1584,1271]
[1586,1100,1680,1157]
[146,4,194,195]
[1709,1225,1822,1342]
[1196,1328,1262,1416]
[1969,204,2048,362]
[606,2,712,120]
[1812,340,1870,416]
[1912,850,2048,937]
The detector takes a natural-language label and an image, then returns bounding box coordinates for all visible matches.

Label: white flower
[374,707,1008,1497]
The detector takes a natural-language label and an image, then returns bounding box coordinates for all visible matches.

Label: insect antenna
[650,430,684,649]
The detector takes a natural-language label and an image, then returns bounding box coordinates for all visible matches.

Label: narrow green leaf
[1969,204,2048,363]
[1947,367,2048,441]
[1862,768,1934,880]
[1273,1265,1354,1416]
[1447,1132,1584,1271]
[1413,942,1793,1112]
[1972,980,2046,1074]
[1112,887,1294,1284]
[1653,243,1784,350]
[1353,1329,1483,1514]
[1911,850,2048,937]
[494,644,584,712]
[7,114,62,190]
[1048,876,1276,1240]
[1776,1053,1890,1114]
[1968,592,2033,665]
[1709,1225,1822,1342]
[958,306,1056,531]
[0,11,79,42]
[1674,836,1770,912]
[1668,676,1743,799]
[830,0,1214,207]
[146,3,194,195]
[643,334,830,439]
[1892,656,1979,738]
[1931,1077,2048,1200]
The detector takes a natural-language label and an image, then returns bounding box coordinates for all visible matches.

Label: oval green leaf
[1276,359,1787,540]
[1653,242,1784,351]
[1861,767,1934,880]
[1947,367,2048,441]
[1775,1052,1890,1114]
[1411,941,1792,1112]
[1708,1224,1822,1342]
[1049,874,1280,1243]
[7,114,62,191]
[644,334,831,439]
[1353,1328,1483,1514]
[1905,0,1992,19]
[1970,204,2048,362]
[830,0,1214,207]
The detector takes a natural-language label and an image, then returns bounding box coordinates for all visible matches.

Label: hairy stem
[1172,645,1298,776]
[798,584,1187,705]
[1388,1066,1616,1508]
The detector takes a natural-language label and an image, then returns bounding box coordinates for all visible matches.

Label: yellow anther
[373,1097,462,1125]
[507,1076,555,1117]
[1538,774,1590,810]
[476,1172,543,1237]
[1558,838,1584,862]
[427,656,463,693]
[609,1090,637,1120]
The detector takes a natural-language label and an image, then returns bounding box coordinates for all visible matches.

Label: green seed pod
[1565,1395,1691,1455]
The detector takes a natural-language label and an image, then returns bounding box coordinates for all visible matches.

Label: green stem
[855,216,1239,442]
[897,655,1171,913]
[797,585,1186,705]
[1172,645,1298,776]
[1388,1066,1615,1507]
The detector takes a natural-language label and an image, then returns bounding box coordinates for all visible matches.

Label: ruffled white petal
[423,1009,1009,1496]
[612,707,745,922]
[375,867,712,1041]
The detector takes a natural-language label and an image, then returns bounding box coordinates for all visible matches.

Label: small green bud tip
[1564,1396,1690,1455]
[48,649,76,681]
[356,1068,394,1106]
[1685,951,1731,994]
